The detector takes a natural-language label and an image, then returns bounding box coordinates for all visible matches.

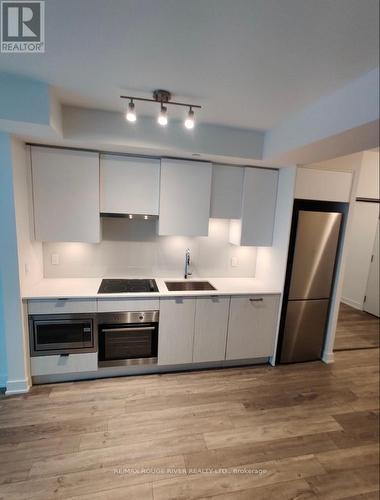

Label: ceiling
[0,0,378,131]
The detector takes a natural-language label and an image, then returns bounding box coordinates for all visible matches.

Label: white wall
[342,151,380,309]
[9,139,45,393]
[356,150,380,198]
[63,106,264,162]
[264,68,380,164]
[43,218,257,279]
[12,142,44,291]
[0,133,31,393]
[306,151,364,172]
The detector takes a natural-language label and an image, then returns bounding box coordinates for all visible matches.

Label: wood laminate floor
[0,346,379,499]
[334,303,380,351]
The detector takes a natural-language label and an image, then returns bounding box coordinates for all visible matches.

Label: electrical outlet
[231,256,239,267]
[51,253,60,265]
[24,263,29,275]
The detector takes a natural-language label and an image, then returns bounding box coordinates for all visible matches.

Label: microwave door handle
[102,327,155,333]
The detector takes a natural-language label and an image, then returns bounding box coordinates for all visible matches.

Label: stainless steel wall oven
[98,311,159,367]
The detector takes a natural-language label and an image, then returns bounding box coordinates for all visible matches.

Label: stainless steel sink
[165,281,216,291]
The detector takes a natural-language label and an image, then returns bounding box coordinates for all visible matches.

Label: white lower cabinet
[158,296,230,366]
[226,295,280,360]
[159,294,280,366]
[193,296,230,362]
[31,353,98,376]
[158,298,196,365]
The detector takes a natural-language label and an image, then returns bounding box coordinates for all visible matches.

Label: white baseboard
[322,351,334,364]
[341,297,363,310]
[5,378,30,395]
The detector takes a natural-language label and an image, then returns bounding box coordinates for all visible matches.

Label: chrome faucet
[184,248,192,279]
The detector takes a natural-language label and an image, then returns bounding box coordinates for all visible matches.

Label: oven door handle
[101,327,155,333]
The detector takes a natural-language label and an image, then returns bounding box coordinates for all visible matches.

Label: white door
[364,220,380,317]
[193,296,230,362]
[158,298,196,365]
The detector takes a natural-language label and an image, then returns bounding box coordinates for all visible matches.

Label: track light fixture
[120,90,201,129]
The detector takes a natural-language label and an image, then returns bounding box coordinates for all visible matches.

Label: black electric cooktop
[98,279,158,294]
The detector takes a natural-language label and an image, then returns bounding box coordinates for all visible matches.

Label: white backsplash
[43,218,257,278]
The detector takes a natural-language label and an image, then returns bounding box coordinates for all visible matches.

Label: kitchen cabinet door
[229,167,278,246]
[100,155,160,215]
[295,168,352,202]
[193,296,230,362]
[158,159,212,236]
[210,164,243,219]
[226,295,280,360]
[158,297,196,365]
[32,147,100,242]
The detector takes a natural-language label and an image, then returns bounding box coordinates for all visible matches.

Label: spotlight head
[158,104,168,126]
[184,108,195,129]
[126,101,136,122]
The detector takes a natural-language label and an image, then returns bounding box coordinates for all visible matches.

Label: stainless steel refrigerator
[278,204,344,363]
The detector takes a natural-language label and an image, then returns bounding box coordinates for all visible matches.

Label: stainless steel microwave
[29,314,97,356]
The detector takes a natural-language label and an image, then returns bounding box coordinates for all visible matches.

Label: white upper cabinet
[210,164,244,219]
[100,155,160,215]
[31,147,100,242]
[295,168,352,202]
[229,167,278,246]
[158,159,212,236]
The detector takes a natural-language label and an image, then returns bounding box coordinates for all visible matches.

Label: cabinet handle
[249,298,263,302]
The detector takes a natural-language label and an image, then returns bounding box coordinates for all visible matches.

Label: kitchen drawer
[97,298,159,312]
[30,352,98,376]
[28,299,97,315]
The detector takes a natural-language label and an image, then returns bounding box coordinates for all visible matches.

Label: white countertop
[22,277,282,300]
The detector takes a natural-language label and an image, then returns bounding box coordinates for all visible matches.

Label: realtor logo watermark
[1,1,44,52]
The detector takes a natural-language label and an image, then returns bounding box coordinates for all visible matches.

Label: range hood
[100,213,158,220]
